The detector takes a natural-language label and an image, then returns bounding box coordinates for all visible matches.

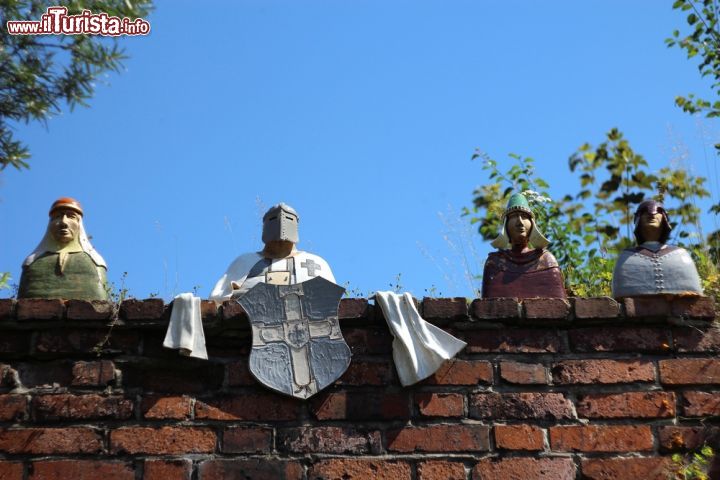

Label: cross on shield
[237,276,350,399]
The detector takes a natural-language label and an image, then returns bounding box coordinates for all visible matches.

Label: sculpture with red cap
[18,198,109,301]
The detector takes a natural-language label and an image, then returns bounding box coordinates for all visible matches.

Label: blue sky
[2,0,718,299]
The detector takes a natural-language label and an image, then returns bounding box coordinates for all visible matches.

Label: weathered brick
[195,393,299,421]
[119,298,165,320]
[417,461,466,480]
[32,394,133,421]
[623,297,670,318]
[472,457,575,480]
[671,296,716,319]
[122,361,224,393]
[658,426,720,451]
[342,328,393,354]
[500,361,546,384]
[581,457,672,480]
[14,361,73,387]
[337,360,395,385]
[0,299,15,320]
[198,332,250,358]
[0,332,30,355]
[310,391,409,420]
[35,329,139,354]
[471,298,521,319]
[221,300,246,321]
[0,395,27,421]
[387,425,490,452]
[552,359,655,384]
[462,328,565,353]
[494,424,544,451]
[422,297,468,320]
[65,300,112,320]
[550,425,653,452]
[523,298,570,319]
[71,360,115,386]
[470,392,574,420]
[659,358,720,385]
[308,459,411,480]
[278,426,379,454]
[673,325,720,352]
[0,364,14,388]
[415,392,464,417]
[339,298,370,319]
[29,460,134,480]
[200,300,218,320]
[226,359,254,387]
[0,462,22,479]
[569,327,671,352]
[199,459,303,480]
[573,297,620,319]
[425,359,492,385]
[0,428,102,454]
[222,426,272,454]
[142,396,192,420]
[16,299,64,320]
[576,391,676,418]
[682,391,720,416]
[110,426,215,454]
[144,459,192,480]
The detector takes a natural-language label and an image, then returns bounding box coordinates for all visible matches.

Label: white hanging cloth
[163,293,208,360]
[375,291,467,386]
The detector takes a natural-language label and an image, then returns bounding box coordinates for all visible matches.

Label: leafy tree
[0,0,153,170]
[667,0,720,263]
[667,0,720,117]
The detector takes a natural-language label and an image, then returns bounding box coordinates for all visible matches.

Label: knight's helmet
[491,193,550,249]
[633,200,672,244]
[262,203,300,244]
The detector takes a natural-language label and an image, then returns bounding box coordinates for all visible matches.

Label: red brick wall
[0,296,717,480]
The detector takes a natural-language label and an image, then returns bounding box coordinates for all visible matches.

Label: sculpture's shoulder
[483,251,505,270]
[224,252,263,273]
[537,249,560,268]
[295,250,335,283]
[485,248,557,271]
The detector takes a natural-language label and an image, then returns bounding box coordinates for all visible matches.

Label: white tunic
[209,251,335,301]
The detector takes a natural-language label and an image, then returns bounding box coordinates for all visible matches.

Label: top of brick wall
[0,295,715,326]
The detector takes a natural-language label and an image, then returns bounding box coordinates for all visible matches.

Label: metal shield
[237,276,350,399]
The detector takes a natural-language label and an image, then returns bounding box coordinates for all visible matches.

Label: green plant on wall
[0,273,9,291]
[93,271,131,356]
[671,444,716,480]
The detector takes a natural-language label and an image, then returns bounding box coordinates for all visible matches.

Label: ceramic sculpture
[481,193,567,299]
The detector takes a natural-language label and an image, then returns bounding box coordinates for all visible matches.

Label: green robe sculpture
[18,198,109,301]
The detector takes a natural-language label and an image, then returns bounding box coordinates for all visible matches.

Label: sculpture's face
[506,211,532,243]
[49,208,80,244]
[639,211,663,241]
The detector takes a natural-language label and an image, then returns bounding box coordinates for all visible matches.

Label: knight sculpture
[210,203,349,399]
[612,199,703,298]
[210,203,335,299]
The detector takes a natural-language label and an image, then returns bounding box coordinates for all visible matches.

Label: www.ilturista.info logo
[6,6,150,36]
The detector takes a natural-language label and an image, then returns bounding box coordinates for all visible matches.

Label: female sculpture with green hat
[481,192,567,299]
